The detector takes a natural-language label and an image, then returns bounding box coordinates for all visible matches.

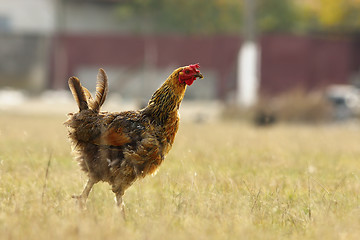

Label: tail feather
[82,86,94,104]
[90,68,108,112]
[68,77,89,111]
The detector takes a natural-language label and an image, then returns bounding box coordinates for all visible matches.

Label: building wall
[0,0,55,92]
[51,34,357,100]
[0,34,51,92]
[50,34,241,100]
[260,34,353,96]
[0,0,56,34]
[61,1,132,33]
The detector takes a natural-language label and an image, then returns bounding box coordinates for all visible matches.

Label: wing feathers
[68,77,89,111]
[93,127,131,146]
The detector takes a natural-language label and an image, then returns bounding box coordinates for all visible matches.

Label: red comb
[189,63,200,69]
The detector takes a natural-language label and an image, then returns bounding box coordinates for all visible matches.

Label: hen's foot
[115,194,126,219]
[72,194,87,209]
[72,179,96,209]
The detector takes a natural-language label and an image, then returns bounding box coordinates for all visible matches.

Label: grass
[0,113,360,239]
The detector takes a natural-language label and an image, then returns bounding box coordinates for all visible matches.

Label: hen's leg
[72,178,96,208]
[115,192,126,219]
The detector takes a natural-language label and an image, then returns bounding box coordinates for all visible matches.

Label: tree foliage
[257,0,299,33]
[301,0,360,32]
[116,0,243,35]
[115,0,360,35]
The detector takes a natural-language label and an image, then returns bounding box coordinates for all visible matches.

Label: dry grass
[0,114,360,239]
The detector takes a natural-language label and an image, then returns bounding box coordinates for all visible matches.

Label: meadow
[0,113,359,239]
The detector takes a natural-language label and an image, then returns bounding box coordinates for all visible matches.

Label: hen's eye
[185,70,190,74]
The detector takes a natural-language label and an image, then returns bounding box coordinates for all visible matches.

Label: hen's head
[178,64,203,86]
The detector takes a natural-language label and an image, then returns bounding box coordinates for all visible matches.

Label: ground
[0,113,359,240]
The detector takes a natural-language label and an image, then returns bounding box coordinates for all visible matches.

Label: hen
[65,64,203,212]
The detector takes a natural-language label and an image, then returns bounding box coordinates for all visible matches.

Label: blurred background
[1,0,360,123]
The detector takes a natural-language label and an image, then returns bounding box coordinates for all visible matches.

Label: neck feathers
[144,70,186,124]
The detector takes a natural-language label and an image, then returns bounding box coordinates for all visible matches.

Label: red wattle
[185,78,195,86]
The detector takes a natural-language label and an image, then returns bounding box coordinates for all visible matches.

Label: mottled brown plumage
[65,65,203,212]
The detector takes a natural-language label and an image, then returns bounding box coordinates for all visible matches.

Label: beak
[194,72,204,79]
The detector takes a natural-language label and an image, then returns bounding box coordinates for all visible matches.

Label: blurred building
[0,0,56,93]
[0,0,360,101]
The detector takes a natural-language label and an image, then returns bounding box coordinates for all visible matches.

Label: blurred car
[326,85,360,120]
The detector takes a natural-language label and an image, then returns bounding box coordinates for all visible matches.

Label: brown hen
[65,64,203,212]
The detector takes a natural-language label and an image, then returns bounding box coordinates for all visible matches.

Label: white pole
[237,41,260,107]
[237,0,259,107]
